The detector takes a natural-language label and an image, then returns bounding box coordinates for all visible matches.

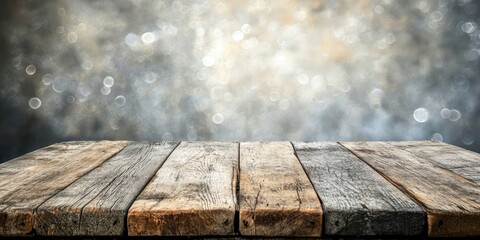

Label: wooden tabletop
[0,141,479,238]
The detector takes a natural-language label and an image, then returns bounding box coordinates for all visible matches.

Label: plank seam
[123,141,181,236]
[32,141,131,236]
[234,142,240,236]
[289,141,325,237]
[337,141,429,236]
[76,142,157,234]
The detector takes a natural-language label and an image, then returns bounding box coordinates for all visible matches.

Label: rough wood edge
[128,208,235,236]
[239,208,323,237]
[0,141,130,236]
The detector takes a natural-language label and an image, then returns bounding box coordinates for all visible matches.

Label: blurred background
[0,0,479,163]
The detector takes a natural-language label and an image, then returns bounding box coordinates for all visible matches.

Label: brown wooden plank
[127,141,238,236]
[341,141,480,237]
[34,141,178,236]
[391,141,480,184]
[0,142,96,196]
[293,142,424,236]
[239,142,322,237]
[0,141,129,236]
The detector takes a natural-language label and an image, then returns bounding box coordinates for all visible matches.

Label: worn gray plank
[451,166,480,184]
[34,141,178,236]
[293,142,424,236]
[341,141,480,237]
[390,141,480,184]
[239,142,322,237]
[127,141,238,236]
[0,141,129,236]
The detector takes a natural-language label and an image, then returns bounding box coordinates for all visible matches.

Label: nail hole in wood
[438,220,444,227]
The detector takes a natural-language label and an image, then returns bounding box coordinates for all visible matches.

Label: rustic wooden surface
[341,141,480,237]
[0,141,129,236]
[127,141,238,236]
[239,142,322,237]
[293,142,424,236]
[0,140,479,237]
[391,141,480,184]
[34,141,178,236]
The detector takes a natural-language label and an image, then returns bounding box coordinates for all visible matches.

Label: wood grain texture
[390,141,480,184]
[293,142,424,236]
[341,141,480,237]
[239,142,322,237]
[34,141,178,236]
[127,141,238,236]
[0,141,129,236]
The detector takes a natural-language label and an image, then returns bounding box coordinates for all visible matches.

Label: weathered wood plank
[451,166,480,184]
[341,141,480,237]
[239,142,322,237]
[127,141,238,236]
[0,142,95,196]
[390,141,480,184]
[293,142,424,236]
[34,141,179,236]
[0,141,129,236]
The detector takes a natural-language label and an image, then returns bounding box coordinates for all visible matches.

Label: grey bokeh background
[0,0,479,163]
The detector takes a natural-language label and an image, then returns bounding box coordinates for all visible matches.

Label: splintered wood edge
[239,208,322,237]
[33,207,82,236]
[0,209,34,236]
[127,208,235,236]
